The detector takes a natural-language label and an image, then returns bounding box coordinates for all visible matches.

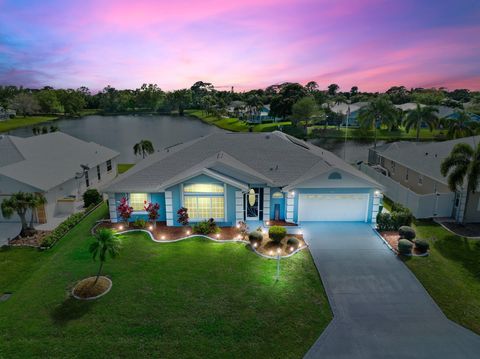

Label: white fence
[360,163,455,219]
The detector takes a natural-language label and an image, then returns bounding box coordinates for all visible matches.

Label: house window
[130,193,147,211]
[85,171,90,187]
[272,192,283,199]
[418,175,423,185]
[183,183,225,220]
[405,169,409,182]
[391,162,396,174]
[107,160,112,172]
[97,165,101,181]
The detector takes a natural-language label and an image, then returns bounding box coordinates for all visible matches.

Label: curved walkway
[302,222,480,359]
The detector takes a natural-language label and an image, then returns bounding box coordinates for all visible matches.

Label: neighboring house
[0,107,16,121]
[246,105,280,123]
[103,132,383,227]
[0,132,119,226]
[362,136,480,222]
[327,102,370,127]
[226,101,247,116]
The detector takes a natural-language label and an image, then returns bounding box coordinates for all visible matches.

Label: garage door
[298,193,369,222]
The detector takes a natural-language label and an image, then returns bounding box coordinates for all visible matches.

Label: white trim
[165,191,173,226]
[286,192,295,222]
[263,187,270,221]
[235,191,244,222]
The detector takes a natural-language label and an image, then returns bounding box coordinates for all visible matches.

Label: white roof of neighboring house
[0,132,119,191]
[328,102,369,114]
[104,131,381,193]
[373,136,480,185]
[394,103,425,111]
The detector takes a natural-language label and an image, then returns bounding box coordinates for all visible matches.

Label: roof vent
[265,135,270,139]
[425,152,429,156]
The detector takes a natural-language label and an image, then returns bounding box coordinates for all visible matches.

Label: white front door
[298,193,369,222]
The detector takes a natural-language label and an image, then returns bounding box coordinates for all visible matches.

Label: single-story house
[0,107,16,121]
[0,132,119,226]
[326,102,370,127]
[103,132,383,227]
[363,136,480,222]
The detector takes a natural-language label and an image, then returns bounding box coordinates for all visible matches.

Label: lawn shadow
[434,235,480,281]
[51,296,94,326]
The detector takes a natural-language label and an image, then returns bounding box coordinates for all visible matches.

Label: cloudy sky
[0,0,479,91]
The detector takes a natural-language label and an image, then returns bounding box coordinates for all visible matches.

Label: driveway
[0,222,21,246]
[302,222,480,359]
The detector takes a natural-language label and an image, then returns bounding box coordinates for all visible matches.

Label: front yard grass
[404,220,480,334]
[0,115,58,133]
[0,204,331,358]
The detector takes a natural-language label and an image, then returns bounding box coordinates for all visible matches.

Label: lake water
[6,114,379,164]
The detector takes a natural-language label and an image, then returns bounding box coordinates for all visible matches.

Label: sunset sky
[0,0,479,92]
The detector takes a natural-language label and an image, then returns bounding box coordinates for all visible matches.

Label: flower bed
[9,230,51,247]
[380,231,427,256]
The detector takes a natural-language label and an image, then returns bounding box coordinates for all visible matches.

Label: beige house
[364,137,480,222]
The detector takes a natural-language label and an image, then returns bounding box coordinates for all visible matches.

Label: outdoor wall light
[375,190,381,195]
[290,191,295,196]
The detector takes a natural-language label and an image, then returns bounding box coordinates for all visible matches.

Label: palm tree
[358,97,397,147]
[441,143,480,223]
[1,192,34,236]
[133,140,154,159]
[443,111,474,139]
[403,104,439,141]
[89,229,121,285]
[28,193,47,228]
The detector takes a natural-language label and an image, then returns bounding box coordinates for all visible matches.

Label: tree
[386,86,410,104]
[350,86,359,97]
[327,84,339,96]
[9,93,40,116]
[291,97,317,129]
[1,192,35,236]
[305,81,319,95]
[135,83,164,111]
[441,143,480,223]
[83,189,102,208]
[28,193,47,228]
[269,83,306,119]
[57,89,86,116]
[403,104,439,141]
[35,89,62,114]
[444,111,474,139]
[89,229,121,285]
[133,140,155,159]
[168,89,192,115]
[358,97,397,147]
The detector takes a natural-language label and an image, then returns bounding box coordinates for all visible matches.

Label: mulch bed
[95,221,305,257]
[72,276,111,299]
[266,220,298,227]
[439,222,480,238]
[8,230,51,247]
[380,231,424,255]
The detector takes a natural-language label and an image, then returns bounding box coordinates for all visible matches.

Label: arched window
[272,192,284,198]
[328,172,342,180]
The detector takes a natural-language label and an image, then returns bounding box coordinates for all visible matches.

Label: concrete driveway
[302,222,480,359]
[0,222,21,246]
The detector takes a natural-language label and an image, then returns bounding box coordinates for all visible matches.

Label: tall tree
[358,97,397,147]
[305,81,319,95]
[327,84,339,96]
[133,140,155,159]
[269,83,306,119]
[291,97,318,129]
[89,229,121,285]
[35,89,62,114]
[444,111,475,139]
[168,89,192,115]
[441,143,480,223]
[350,86,359,97]
[9,93,40,116]
[1,192,35,236]
[28,193,47,228]
[403,104,439,141]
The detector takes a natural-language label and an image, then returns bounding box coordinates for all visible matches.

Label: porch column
[235,191,244,223]
[371,191,383,227]
[165,191,173,226]
[262,187,270,222]
[285,192,294,222]
[107,193,118,223]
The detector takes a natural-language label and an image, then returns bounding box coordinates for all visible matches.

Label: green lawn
[308,126,447,141]
[404,220,480,334]
[117,163,135,174]
[0,115,58,133]
[186,110,291,132]
[0,204,331,358]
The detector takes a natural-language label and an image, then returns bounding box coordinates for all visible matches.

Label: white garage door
[298,193,369,222]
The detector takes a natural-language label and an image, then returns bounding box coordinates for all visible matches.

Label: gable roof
[104,131,381,193]
[0,132,119,191]
[373,136,480,184]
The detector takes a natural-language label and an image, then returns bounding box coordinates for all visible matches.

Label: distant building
[0,107,16,121]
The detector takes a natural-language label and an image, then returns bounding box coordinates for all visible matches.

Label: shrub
[391,210,413,229]
[248,231,263,246]
[177,207,189,226]
[133,218,147,229]
[117,197,133,222]
[398,226,416,241]
[269,226,286,242]
[237,221,248,240]
[377,212,394,231]
[264,240,282,253]
[398,239,413,255]
[286,237,299,251]
[40,212,85,248]
[193,219,219,235]
[82,189,102,208]
[414,239,430,253]
[376,203,413,231]
[145,202,160,222]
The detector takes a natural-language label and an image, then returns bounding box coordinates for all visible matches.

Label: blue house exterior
[104,132,383,227]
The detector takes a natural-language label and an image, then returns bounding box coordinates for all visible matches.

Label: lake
[6,114,379,164]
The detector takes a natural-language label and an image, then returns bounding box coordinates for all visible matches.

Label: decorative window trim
[272,191,283,199]
[182,183,225,221]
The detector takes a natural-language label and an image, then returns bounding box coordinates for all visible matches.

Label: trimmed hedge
[269,226,286,242]
[398,239,413,255]
[377,204,413,231]
[248,231,263,244]
[286,237,299,251]
[414,239,430,253]
[193,218,220,235]
[399,226,416,241]
[40,212,85,248]
[82,188,102,208]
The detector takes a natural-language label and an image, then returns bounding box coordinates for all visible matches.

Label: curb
[72,276,113,301]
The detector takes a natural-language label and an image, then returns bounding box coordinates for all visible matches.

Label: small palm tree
[89,229,121,285]
[403,104,439,141]
[1,192,33,236]
[444,111,474,139]
[441,142,480,223]
[133,140,154,159]
[28,193,47,228]
[358,97,397,147]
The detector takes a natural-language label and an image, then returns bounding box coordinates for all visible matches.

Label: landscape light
[148,225,153,231]
[266,221,270,226]
[236,224,240,228]
[277,248,281,254]
[290,247,294,251]
[262,228,267,234]
[253,242,257,248]
[186,230,190,235]
[269,250,273,255]
[161,235,165,240]
[118,225,124,231]
[216,234,220,238]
